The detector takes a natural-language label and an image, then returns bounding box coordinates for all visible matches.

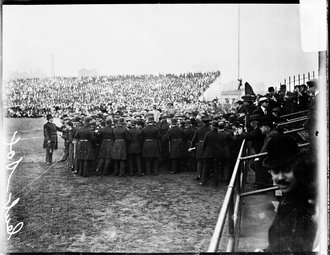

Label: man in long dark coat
[141,116,161,175]
[201,120,224,186]
[190,116,211,180]
[96,117,114,175]
[166,118,185,174]
[75,116,96,177]
[127,119,143,176]
[43,114,62,165]
[183,119,196,172]
[158,115,170,170]
[217,121,233,182]
[111,117,130,177]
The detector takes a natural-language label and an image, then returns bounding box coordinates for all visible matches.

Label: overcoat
[98,126,115,159]
[141,124,161,158]
[183,126,196,158]
[43,122,61,150]
[75,125,95,160]
[127,127,142,154]
[266,188,317,252]
[190,124,210,160]
[111,125,129,160]
[202,129,232,159]
[166,126,185,159]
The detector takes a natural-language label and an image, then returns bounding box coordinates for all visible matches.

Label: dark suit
[59,126,70,162]
[190,124,210,179]
[252,106,269,116]
[96,126,114,175]
[43,121,61,164]
[141,124,161,175]
[201,129,232,186]
[266,187,316,252]
[159,120,170,165]
[166,125,185,173]
[75,125,95,177]
[112,125,130,177]
[127,127,142,176]
[183,126,197,171]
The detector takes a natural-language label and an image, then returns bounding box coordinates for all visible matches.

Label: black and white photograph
[0,2,328,253]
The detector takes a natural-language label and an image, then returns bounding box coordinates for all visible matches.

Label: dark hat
[280,84,286,90]
[185,120,192,125]
[147,116,155,123]
[218,121,225,129]
[249,114,262,122]
[211,120,219,128]
[118,117,125,125]
[232,121,242,128]
[263,135,299,168]
[171,118,178,125]
[300,84,307,89]
[201,115,210,122]
[258,116,274,127]
[106,116,112,124]
[46,114,53,120]
[268,86,275,92]
[242,94,254,102]
[228,114,237,123]
[84,116,93,124]
[307,79,318,88]
[272,107,281,113]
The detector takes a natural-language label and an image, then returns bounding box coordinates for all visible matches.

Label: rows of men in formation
[6,71,219,118]
[43,79,318,186]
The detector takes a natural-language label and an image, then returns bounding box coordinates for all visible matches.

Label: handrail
[240,142,310,161]
[208,139,310,252]
[207,139,246,252]
[283,127,305,134]
[240,186,279,197]
[281,110,309,118]
[276,116,307,127]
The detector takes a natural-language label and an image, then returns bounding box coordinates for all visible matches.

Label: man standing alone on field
[43,114,62,165]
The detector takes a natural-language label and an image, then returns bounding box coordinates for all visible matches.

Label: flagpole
[237,4,242,99]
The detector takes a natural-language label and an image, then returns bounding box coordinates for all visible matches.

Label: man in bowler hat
[43,114,62,165]
[258,135,317,252]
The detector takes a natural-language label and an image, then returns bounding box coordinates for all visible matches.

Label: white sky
[2,4,319,86]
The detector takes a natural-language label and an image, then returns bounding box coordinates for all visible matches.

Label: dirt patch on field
[4,118,229,252]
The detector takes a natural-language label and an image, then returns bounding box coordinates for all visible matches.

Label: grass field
[4,118,228,252]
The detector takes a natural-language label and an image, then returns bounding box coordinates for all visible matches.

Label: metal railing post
[207,139,246,252]
[226,194,235,251]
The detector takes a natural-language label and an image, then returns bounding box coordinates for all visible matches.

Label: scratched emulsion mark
[3,131,24,240]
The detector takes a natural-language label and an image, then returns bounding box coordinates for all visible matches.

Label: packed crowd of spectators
[4,71,220,118]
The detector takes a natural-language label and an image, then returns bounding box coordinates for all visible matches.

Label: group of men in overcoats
[43,109,242,186]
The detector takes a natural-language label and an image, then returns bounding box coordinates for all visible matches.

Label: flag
[245,82,255,95]
[237,79,243,90]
